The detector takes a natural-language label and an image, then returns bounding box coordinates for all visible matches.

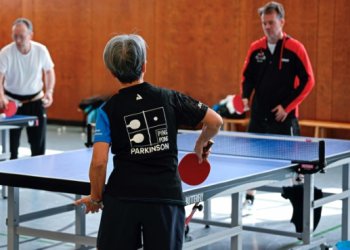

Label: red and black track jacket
[241,33,314,119]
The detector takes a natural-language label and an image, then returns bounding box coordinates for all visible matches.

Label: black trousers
[248,115,300,136]
[10,100,46,159]
[97,194,185,250]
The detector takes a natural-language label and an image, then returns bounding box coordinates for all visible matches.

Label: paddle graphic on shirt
[130,133,144,144]
[125,107,169,149]
[126,119,141,130]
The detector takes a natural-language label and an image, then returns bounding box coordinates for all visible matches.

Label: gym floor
[0,125,345,249]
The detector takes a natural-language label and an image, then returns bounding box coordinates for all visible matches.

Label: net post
[319,140,326,173]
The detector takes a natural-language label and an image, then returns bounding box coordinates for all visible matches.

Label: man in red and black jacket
[241,1,314,208]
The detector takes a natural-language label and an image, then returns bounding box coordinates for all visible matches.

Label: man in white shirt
[0,18,55,159]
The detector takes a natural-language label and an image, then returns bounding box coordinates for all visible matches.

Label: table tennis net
[177,131,324,164]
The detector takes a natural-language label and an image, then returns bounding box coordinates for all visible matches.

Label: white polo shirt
[0,41,54,95]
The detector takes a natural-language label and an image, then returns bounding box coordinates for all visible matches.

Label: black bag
[78,95,110,124]
[78,95,109,113]
[212,95,246,119]
[282,185,323,233]
[214,103,246,119]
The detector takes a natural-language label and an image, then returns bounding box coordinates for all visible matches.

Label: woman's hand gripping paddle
[178,140,214,186]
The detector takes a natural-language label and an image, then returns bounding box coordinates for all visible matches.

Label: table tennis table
[0,115,38,160]
[0,130,349,250]
[0,115,38,198]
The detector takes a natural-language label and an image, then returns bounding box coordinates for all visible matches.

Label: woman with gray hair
[75,34,223,249]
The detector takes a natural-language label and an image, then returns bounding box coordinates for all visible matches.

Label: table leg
[7,187,19,250]
[204,199,212,223]
[302,174,314,244]
[75,194,88,250]
[230,192,242,250]
[1,129,10,198]
[342,164,350,240]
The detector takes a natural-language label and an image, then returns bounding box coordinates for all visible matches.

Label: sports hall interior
[0,0,350,249]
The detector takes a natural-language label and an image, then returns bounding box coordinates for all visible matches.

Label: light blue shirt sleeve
[94,107,111,143]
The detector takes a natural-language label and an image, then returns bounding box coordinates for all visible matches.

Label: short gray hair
[258,1,285,19]
[13,18,33,32]
[103,34,147,83]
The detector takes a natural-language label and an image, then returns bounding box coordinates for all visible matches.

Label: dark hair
[13,18,33,32]
[103,34,147,83]
[258,1,285,19]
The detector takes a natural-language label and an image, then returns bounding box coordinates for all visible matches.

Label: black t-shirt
[94,82,208,205]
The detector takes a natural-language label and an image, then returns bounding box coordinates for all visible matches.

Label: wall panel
[282,0,319,119]
[0,0,24,47]
[155,0,239,104]
[315,1,335,120]
[91,0,156,96]
[331,0,350,138]
[332,0,350,121]
[33,0,93,120]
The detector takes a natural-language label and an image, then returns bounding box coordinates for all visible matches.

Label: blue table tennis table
[0,115,38,160]
[0,115,38,198]
[0,115,38,127]
[0,130,350,250]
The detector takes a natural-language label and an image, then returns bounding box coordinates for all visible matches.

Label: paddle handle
[202,140,214,155]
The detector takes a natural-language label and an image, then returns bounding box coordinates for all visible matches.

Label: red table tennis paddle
[178,140,214,186]
[233,95,245,114]
[0,101,17,118]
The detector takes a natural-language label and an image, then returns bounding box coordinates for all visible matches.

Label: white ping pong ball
[154,116,158,121]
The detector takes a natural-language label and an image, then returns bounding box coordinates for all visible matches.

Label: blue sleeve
[94,107,111,143]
